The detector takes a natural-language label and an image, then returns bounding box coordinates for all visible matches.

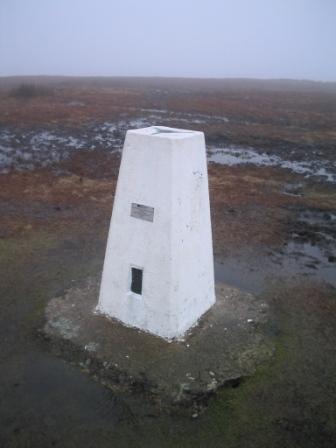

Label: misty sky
[0,0,335,81]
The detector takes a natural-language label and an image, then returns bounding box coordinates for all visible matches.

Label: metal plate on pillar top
[130,203,154,222]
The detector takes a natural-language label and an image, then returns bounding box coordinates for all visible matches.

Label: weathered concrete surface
[43,278,273,412]
[98,126,215,339]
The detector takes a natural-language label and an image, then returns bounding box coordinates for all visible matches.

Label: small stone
[209,371,215,377]
[247,319,254,323]
[186,373,195,380]
[192,413,198,418]
[84,342,99,352]
[206,379,218,391]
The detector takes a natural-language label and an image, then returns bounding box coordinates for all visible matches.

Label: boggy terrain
[0,77,335,447]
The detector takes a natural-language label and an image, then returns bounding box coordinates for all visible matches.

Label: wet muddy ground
[43,278,272,415]
[0,77,335,447]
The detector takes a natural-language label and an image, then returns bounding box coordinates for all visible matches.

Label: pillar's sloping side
[97,126,215,339]
[170,133,215,335]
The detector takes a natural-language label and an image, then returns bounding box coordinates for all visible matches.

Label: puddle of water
[0,350,128,442]
[215,239,336,295]
[0,116,187,172]
[215,259,270,295]
[1,120,335,184]
[281,182,305,197]
[140,108,230,123]
[208,146,336,183]
[298,210,336,225]
[281,241,336,286]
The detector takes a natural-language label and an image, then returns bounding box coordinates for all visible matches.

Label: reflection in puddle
[208,147,336,183]
[215,259,269,295]
[1,120,336,184]
[215,239,336,295]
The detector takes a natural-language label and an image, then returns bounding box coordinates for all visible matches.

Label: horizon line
[0,74,335,84]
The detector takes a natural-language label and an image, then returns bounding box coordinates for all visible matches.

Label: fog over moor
[0,0,335,81]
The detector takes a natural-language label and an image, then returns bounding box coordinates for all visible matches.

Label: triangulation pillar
[97,126,215,339]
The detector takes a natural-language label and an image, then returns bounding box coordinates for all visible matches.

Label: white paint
[97,126,216,339]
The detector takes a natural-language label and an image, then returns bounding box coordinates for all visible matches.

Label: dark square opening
[131,267,143,295]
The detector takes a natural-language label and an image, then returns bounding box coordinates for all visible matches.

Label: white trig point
[96,126,216,339]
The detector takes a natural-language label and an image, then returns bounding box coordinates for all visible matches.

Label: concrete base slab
[42,278,273,413]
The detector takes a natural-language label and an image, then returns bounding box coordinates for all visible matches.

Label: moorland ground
[0,77,336,447]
